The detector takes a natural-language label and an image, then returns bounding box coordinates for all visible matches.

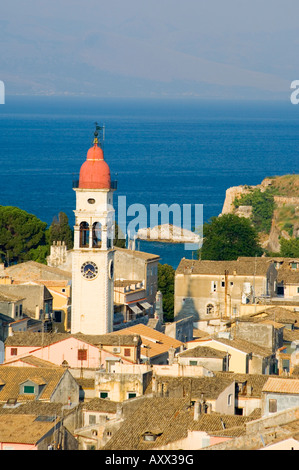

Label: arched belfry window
[80,222,90,248]
[93,222,102,248]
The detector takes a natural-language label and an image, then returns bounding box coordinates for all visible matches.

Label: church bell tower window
[92,222,102,248]
[80,222,90,248]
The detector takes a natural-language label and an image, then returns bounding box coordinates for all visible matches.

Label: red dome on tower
[79,142,111,189]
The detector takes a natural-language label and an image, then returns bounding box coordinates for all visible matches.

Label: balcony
[72,178,117,190]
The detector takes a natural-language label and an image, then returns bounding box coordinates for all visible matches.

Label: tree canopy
[233,187,275,234]
[114,222,126,248]
[0,206,48,265]
[199,213,263,261]
[280,238,299,257]
[158,263,175,322]
[49,212,74,249]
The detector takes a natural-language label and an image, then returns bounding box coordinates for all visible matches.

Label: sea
[1,96,299,269]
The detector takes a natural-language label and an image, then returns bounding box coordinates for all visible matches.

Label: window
[15,305,18,317]
[297,287,299,294]
[291,262,298,270]
[11,348,17,356]
[99,392,109,399]
[124,348,131,357]
[206,304,215,315]
[269,399,277,413]
[89,414,96,425]
[211,281,217,292]
[92,222,102,248]
[78,349,87,361]
[24,385,35,394]
[221,280,225,288]
[127,392,137,399]
[53,311,62,323]
[80,222,90,248]
[87,445,96,451]
[230,282,234,287]
[228,394,233,406]
[189,360,198,366]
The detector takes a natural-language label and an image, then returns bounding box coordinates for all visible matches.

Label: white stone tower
[71,129,116,335]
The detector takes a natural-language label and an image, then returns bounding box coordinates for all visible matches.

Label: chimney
[116,403,123,420]
[152,374,157,393]
[168,346,176,366]
[193,400,203,420]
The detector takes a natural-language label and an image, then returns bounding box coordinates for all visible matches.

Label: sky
[1,0,299,99]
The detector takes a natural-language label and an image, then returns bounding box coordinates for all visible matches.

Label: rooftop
[115,324,183,359]
[176,257,273,276]
[4,261,72,281]
[0,366,67,402]
[178,345,227,359]
[102,396,253,450]
[0,413,60,444]
[114,246,160,261]
[4,331,142,348]
[262,377,299,394]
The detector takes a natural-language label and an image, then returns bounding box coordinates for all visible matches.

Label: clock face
[81,261,98,279]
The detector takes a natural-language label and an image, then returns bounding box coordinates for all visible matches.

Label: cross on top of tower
[94,122,105,147]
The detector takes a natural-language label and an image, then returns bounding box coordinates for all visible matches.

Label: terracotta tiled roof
[277,268,299,284]
[75,378,95,390]
[0,366,66,402]
[5,331,142,348]
[216,372,270,397]
[178,346,227,359]
[0,413,60,444]
[155,375,234,400]
[115,324,183,358]
[5,261,72,281]
[0,290,25,302]
[102,397,191,450]
[262,377,299,394]
[102,397,255,450]
[4,356,58,368]
[5,332,71,347]
[82,397,118,414]
[176,258,273,276]
[212,337,273,358]
[114,247,160,261]
[191,413,249,434]
[192,329,211,340]
[260,307,299,324]
[0,400,76,418]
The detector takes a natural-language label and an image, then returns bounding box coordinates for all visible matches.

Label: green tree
[49,212,74,249]
[200,213,263,261]
[280,238,299,257]
[0,206,48,265]
[158,263,175,322]
[234,188,275,234]
[114,222,126,248]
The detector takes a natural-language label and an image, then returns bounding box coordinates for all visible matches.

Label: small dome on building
[79,142,111,189]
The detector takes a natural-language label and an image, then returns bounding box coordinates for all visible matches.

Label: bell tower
[71,126,116,335]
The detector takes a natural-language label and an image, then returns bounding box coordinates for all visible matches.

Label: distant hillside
[221,175,299,253]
